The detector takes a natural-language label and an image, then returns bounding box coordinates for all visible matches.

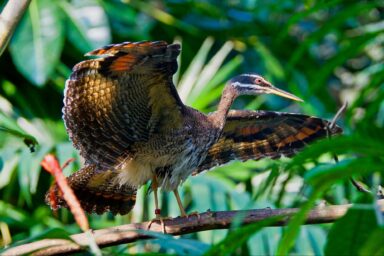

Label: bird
[46,41,342,219]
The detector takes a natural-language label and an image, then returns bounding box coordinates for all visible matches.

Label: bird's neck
[209,85,238,130]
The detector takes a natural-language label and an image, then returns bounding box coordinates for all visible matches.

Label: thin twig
[0,0,31,56]
[329,101,348,129]
[327,102,370,193]
[4,200,384,256]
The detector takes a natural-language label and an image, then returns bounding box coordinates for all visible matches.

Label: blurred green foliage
[0,0,383,255]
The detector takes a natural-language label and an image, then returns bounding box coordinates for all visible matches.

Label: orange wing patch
[194,110,342,174]
[64,41,183,171]
[108,54,140,73]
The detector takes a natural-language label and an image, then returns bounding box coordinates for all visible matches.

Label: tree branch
[4,200,384,255]
[0,0,31,56]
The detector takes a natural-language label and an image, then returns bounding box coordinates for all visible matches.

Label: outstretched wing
[64,41,184,170]
[194,110,342,174]
[46,164,137,215]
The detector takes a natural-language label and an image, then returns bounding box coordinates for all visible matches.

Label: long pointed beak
[266,86,304,102]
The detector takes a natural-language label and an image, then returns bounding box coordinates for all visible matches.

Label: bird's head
[229,74,303,102]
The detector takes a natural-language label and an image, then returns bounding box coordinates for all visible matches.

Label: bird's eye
[255,78,263,84]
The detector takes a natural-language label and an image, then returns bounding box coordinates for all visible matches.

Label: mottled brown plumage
[46,41,342,216]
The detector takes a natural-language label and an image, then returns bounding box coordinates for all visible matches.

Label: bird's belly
[158,143,207,191]
[114,158,153,188]
[113,133,214,190]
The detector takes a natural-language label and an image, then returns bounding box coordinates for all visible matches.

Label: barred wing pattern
[194,110,342,174]
[47,165,137,215]
[63,41,184,170]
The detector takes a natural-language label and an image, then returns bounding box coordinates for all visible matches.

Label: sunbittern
[46,41,342,219]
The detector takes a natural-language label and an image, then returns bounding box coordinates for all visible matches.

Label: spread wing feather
[64,41,184,170]
[194,110,342,174]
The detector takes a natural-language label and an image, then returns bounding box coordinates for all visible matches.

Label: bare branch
[0,0,31,56]
[330,101,348,129]
[4,200,384,256]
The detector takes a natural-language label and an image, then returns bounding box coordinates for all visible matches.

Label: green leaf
[0,228,74,254]
[204,216,283,256]
[129,0,199,35]
[17,144,51,205]
[324,205,379,256]
[0,153,19,189]
[304,158,379,187]
[276,0,342,43]
[310,31,379,94]
[0,200,30,228]
[10,0,64,86]
[178,37,214,101]
[188,41,234,104]
[286,135,384,170]
[0,112,38,152]
[276,189,323,255]
[254,41,285,80]
[288,2,379,68]
[191,55,243,110]
[359,228,384,256]
[56,142,78,176]
[59,0,111,53]
[154,238,209,256]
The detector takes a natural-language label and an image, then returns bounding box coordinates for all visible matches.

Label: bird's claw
[146,214,173,233]
[180,211,201,222]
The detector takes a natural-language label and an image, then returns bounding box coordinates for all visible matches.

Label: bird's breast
[112,116,219,190]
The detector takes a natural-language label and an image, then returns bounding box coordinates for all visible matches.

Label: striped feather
[193,110,342,174]
[46,165,137,215]
[64,41,184,170]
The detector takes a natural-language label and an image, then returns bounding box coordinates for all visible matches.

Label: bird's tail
[45,165,137,215]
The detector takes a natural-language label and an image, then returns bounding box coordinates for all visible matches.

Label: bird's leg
[173,189,201,221]
[152,175,161,219]
[147,175,171,233]
[173,189,187,217]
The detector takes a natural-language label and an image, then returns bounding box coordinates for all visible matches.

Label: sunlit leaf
[0,112,38,152]
[59,0,111,53]
[16,144,50,206]
[0,126,38,152]
[0,153,18,189]
[191,55,243,110]
[178,38,214,101]
[188,41,234,104]
[10,0,64,86]
[1,0,383,253]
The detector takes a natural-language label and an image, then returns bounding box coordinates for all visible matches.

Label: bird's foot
[181,211,201,221]
[146,209,172,233]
